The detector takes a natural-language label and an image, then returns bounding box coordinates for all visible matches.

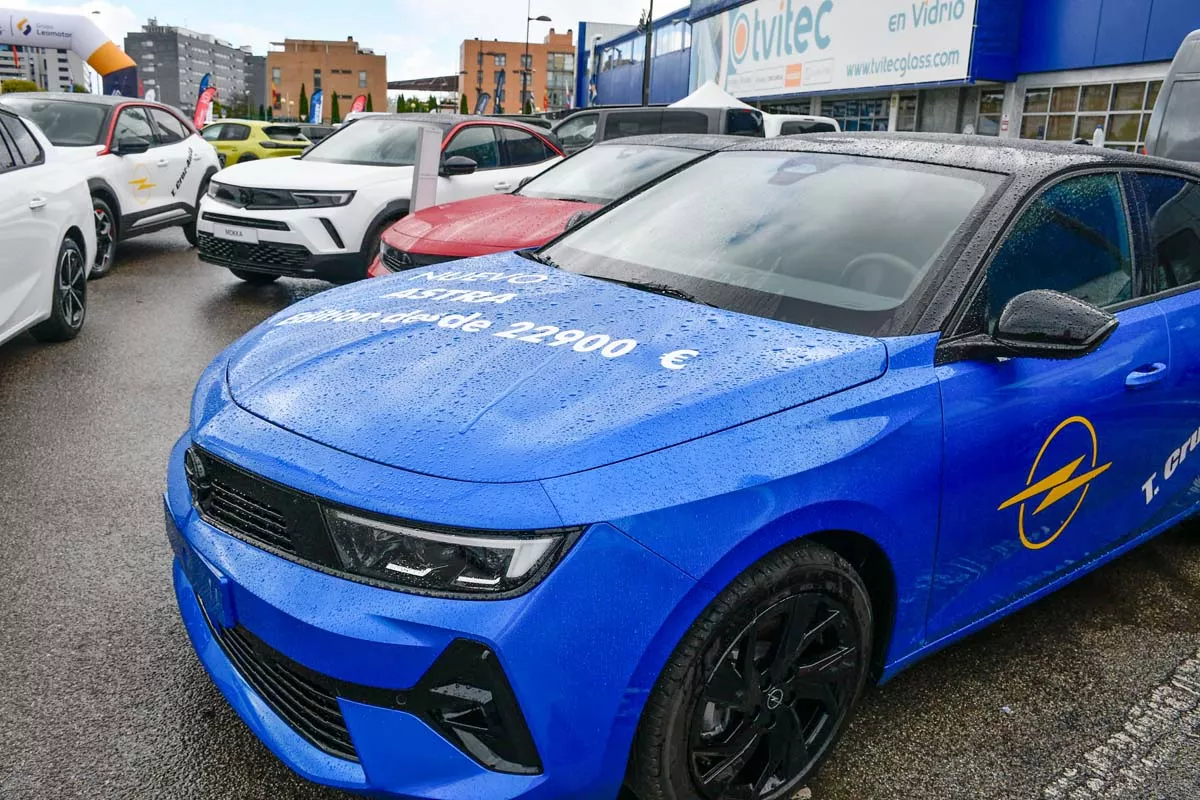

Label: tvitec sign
[692,0,977,98]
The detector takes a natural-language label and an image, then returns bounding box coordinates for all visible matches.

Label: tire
[31,237,87,343]
[236,153,259,165]
[229,269,279,285]
[628,541,873,800]
[89,196,118,279]
[183,173,213,247]
[350,215,402,284]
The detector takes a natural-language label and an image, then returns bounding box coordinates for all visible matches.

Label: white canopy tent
[669,81,755,110]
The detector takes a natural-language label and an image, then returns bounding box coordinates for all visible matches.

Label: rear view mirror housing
[113,136,151,156]
[440,156,478,177]
[942,290,1119,362]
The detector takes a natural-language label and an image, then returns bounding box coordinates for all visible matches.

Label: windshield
[544,150,996,336]
[0,99,107,146]
[302,119,424,166]
[519,144,700,204]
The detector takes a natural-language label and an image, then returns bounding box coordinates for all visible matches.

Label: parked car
[0,106,95,347]
[495,114,555,130]
[196,114,562,284]
[370,133,743,276]
[166,133,1200,799]
[1144,28,1200,161]
[295,123,335,144]
[552,106,765,154]
[201,120,310,167]
[764,113,841,136]
[0,93,219,279]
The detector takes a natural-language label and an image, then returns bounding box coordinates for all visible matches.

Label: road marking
[1043,647,1200,798]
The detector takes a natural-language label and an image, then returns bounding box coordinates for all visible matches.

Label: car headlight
[291,190,355,208]
[206,180,221,199]
[324,509,578,595]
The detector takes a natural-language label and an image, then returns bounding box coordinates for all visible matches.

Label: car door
[1127,171,1200,528]
[437,124,504,204]
[497,126,561,189]
[110,105,168,215]
[927,171,1172,639]
[0,116,53,342]
[149,107,202,209]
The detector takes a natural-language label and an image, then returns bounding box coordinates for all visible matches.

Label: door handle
[156,158,170,167]
[28,197,46,210]
[493,182,512,192]
[1126,362,1168,389]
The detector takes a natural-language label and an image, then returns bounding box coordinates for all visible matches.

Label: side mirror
[113,135,151,156]
[944,290,1119,362]
[440,155,478,177]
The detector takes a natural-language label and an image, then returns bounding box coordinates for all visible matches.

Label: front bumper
[164,430,696,799]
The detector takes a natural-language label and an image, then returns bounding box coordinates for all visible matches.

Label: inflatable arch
[0,9,137,96]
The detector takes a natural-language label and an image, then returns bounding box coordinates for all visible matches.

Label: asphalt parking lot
[1,230,1198,800]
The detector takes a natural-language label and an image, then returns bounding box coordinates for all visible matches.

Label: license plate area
[213,224,259,245]
[166,505,237,628]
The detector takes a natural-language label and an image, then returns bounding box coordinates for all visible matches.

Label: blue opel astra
[166,134,1200,799]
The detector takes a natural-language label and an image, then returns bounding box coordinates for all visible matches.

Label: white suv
[0,107,96,346]
[0,93,220,279]
[196,114,563,284]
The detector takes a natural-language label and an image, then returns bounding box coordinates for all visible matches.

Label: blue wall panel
[595,50,692,106]
[1145,1,1200,62]
[1094,0,1153,66]
[1017,0,1103,73]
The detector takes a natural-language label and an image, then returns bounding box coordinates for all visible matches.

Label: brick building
[459,29,576,114]
[267,37,387,122]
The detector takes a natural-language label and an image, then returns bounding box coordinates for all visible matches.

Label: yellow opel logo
[998,416,1112,551]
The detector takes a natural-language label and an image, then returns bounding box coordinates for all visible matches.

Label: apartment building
[267,38,387,122]
[459,28,576,114]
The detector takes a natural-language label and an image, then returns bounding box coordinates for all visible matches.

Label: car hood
[215,156,409,190]
[225,253,887,483]
[385,195,602,257]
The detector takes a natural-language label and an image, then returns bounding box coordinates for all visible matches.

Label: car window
[444,125,500,169]
[660,110,710,134]
[501,127,555,166]
[264,125,307,142]
[114,107,156,144]
[519,143,701,204]
[201,125,223,142]
[0,125,17,171]
[221,124,251,142]
[544,151,997,336]
[0,115,43,165]
[980,174,1132,332]
[555,113,598,149]
[150,109,189,144]
[0,98,107,146]
[725,109,765,137]
[780,120,838,135]
[604,111,662,140]
[1137,173,1200,294]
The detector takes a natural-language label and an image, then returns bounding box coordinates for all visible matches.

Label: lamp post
[641,0,655,106]
[524,0,551,113]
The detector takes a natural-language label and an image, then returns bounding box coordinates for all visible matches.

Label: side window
[0,115,43,164]
[201,124,223,142]
[660,110,710,134]
[555,113,597,149]
[501,127,554,166]
[221,124,251,141]
[780,120,837,135]
[0,126,17,171]
[604,111,662,140]
[1137,173,1200,293]
[150,109,189,144]
[980,174,1133,332]
[725,109,765,137]
[444,126,500,169]
[114,107,156,144]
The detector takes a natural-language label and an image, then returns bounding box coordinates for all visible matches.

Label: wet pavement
[0,230,1197,799]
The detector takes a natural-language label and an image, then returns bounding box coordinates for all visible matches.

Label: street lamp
[524,0,551,112]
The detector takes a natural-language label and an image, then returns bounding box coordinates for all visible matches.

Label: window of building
[521,53,532,70]
[762,99,813,115]
[272,67,281,83]
[313,69,322,91]
[494,70,505,86]
[494,54,506,67]
[825,97,889,132]
[896,94,919,131]
[976,89,1004,136]
[1018,79,1162,150]
[358,70,367,88]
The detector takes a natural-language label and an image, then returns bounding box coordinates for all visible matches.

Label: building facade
[0,46,85,92]
[267,38,387,122]
[575,21,636,108]
[590,0,1200,153]
[459,29,576,114]
[125,19,256,113]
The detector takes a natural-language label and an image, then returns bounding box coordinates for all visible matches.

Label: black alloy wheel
[629,542,872,800]
[90,198,117,279]
[688,593,858,798]
[31,237,87,342]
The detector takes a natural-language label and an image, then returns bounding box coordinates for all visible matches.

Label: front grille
[198,232,311,272]
[207,618,359,762]
[202,212,290,232]
[205,480,295,554]
[382,247,457,272]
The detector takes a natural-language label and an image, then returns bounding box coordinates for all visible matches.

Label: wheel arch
[87,178,121,228]
[63,224,87,257]
[360,199,411,253]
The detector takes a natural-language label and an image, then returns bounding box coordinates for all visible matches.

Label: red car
[370,134,735,276]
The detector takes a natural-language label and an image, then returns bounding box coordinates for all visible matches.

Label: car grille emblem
[184,448,211,501]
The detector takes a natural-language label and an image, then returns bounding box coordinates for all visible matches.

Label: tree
[330,93,342,124]
[427,94,437,112]
[298,83,309,121]
[524,99,534,114]
[71,83,88,93]
[365,94,374,112]
[395,94,406,113]
[1,79,40,93]
[266,105,274,121]
[460,94,469,114]
[258,104,265,120]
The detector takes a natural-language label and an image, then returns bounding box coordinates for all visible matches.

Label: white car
[196,114,563,284]
[763,113,841,137]
[0,106,96,347]
[0,93,220,279]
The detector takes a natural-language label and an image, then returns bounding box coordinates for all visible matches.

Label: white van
[1144,29,1200,160]
[763,114,841,137]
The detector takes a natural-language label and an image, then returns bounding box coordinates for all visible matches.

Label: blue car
[166,133,1200,799]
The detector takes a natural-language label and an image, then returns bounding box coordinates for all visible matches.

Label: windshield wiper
[517,249,561,268]
[587,275,718,308]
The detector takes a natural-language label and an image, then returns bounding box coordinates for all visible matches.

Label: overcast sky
[7,0,651,81]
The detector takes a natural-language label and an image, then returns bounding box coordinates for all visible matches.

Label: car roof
[727,131,1200,179]
[0,92,134,108]
[596,133,750,152]
[356,113,549,132]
